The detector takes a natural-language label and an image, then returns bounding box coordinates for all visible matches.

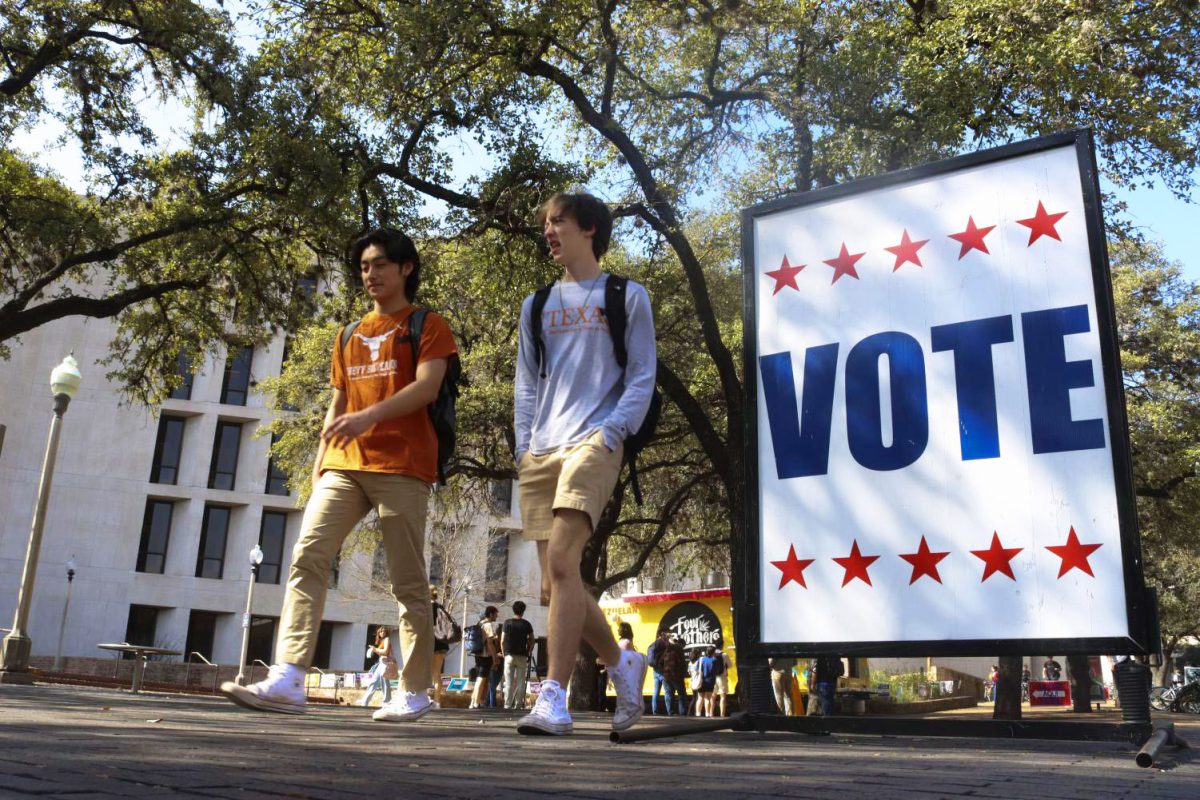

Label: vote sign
[741,131,1149,656]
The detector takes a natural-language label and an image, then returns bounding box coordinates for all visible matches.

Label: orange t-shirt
[321,306,457,483]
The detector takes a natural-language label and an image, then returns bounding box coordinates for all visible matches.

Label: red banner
[1028,680,1072,706]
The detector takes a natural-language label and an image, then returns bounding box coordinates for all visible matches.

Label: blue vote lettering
[845,332,928,471]
[759,304,1105,478]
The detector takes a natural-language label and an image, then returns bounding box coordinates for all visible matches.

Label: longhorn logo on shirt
[354,327,399,362]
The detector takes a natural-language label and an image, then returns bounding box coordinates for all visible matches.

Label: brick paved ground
[0,684,1195,799]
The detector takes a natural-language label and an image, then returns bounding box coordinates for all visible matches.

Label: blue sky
[1106,180,1199,282]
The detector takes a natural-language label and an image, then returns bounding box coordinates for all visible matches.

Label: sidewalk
[0,683,1194,799]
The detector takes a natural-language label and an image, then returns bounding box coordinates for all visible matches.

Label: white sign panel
[745,133,1145,653]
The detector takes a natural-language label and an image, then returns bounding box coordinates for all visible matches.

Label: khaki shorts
[517,430,623,540]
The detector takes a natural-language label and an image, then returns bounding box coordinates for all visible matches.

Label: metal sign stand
[615,131,1189,769]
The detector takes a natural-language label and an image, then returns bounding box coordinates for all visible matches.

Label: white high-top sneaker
[516,680,572,735]
[220,664,306,714]
[609,650,648,731]
[372,690,434,722]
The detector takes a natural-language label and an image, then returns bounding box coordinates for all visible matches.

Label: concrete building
[0,310,539,675]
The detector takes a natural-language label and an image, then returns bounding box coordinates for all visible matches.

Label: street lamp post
[235,545,265,686]
[459,583,472,678]
[53,558,76,672]
[0,355,82,685]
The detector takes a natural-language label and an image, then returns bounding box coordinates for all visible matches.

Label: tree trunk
[993,656,1023,719]
[1067,655,1093,713]
[568,643,603,712]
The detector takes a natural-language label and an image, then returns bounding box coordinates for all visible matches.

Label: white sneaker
[609,650,647,731]
[220,664,306,715]
[372,690,433,722]
[516,680,572,735]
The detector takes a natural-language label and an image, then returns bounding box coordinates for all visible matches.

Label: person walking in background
[713,643,731,717]
[646,629,668,715]
[688,649,703,716]
[617,621,636,651]
[660,634,688,716]
[512,192,656,736]
[769,657,796,716]
[812,655,843,716]
[358,626,395,707]
[698,647,718,717]
[430,585,459,706]
[987,664,999,702]
[219,228,456,723]
[469,607,500,709]
[501,601,535,710]
[1042,656,1062,681]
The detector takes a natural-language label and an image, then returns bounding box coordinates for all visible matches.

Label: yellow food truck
[601,587,738,696]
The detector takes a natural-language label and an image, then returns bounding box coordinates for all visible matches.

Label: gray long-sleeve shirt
[514,274,656,458]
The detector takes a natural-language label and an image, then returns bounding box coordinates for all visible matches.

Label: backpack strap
[408,307,428,379]
[530,284,553,379]
[339,319,363,352]
[604,274,629,368]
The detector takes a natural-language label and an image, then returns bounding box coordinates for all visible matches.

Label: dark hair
[512,600,526,616]
[618,622,634,641]
[537,192,613,259]
[350,227,421,300]
[484,605,498,618]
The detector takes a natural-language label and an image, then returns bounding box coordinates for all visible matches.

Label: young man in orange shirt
[221,228,456,721]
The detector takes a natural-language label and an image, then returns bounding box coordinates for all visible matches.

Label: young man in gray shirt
[513,192,656,735]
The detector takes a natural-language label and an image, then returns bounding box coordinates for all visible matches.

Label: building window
[329,550,340,589]
[279,339,298,411]
[484,529,510,602]
[220,345,254,405]
[258,511,287,585]
[196,505,231,579]
[124,605,159,649]
[265,433,289,496]
[491,480,513,514]
[149,415,186,484]
[429,550,444,585]
[298,274,318,302]
[170,351,194,400]
[208,421,242,491]
[247,616,277,665]
[184,611,220,663]
[313,621,335,670]
[135,500,174,574]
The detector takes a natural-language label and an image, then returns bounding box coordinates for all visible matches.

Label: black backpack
[463,622,485,655]
[530,275,662,503]
[340,308,461,484]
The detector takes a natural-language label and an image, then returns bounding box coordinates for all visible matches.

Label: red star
[1016,201,1068,246]
[948,216,996,259]
[823,243,865,284]
[884,229,929,271]
[1045,526,1102,578]
[898,535,951,585]
[770,544,815,589]
[765,255,805,295]
[970,531,1023,582]
[832,539,879,587]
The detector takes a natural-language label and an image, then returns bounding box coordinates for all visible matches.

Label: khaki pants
[503,654,530,709]
[277,469,432,694]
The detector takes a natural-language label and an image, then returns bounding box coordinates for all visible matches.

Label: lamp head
[249,545,264,566]
[50,354,82,399]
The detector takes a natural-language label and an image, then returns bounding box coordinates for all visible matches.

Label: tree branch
[0,278,207,341]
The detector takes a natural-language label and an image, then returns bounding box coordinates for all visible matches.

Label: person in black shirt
[501,601,536,709]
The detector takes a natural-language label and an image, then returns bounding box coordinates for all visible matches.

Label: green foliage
[1111,239,1200,661]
